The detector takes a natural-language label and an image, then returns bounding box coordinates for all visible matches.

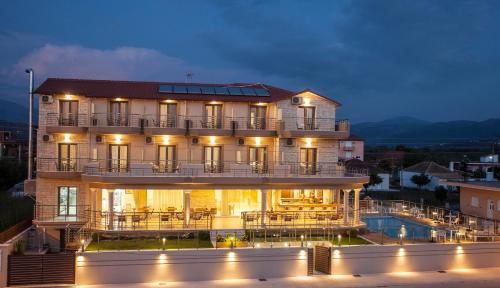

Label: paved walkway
[78,267,500,288]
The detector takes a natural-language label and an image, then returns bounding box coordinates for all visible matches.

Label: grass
[252,236,371,245]
[86,238,213,251]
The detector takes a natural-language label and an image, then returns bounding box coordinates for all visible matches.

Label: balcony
[36,157,86,178]
[90,113,142,134]
[34,204,90,226]
[46,113,88,133]
[278,118,350,139]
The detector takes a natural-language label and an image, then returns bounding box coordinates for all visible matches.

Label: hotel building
[32,78,368,248]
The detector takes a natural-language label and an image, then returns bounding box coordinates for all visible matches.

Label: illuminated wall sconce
[163,135,170,144]
[256,102,266,106]
[63,134,71,143]
[255,137,261,146]
[164,99,175,103]
[303,98,311,106]
[65,94,73,100]
[209,136,216,145]
[115,135,122,143]
[305,138,312,147]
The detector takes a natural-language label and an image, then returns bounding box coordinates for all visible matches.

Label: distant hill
[352,117,500,146]
[0,99,38,124]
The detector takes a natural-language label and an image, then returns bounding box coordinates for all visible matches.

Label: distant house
[447,181,500,220]
[449,154,500,181]
[346,159,390,191]
[339,134,364,161]
[400,161,461,190]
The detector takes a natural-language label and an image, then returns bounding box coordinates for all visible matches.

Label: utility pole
[25,69,34,180]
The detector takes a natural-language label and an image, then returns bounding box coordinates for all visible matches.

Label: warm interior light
[115,135,122,143]
[163,136,170,144]
[209,136,216,145]
[63,134,71,143]
[305,138,312,147]
[255,137,261,145]
[65,94,73,100]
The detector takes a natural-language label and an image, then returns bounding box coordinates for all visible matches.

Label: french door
[159,103,177,128]
[58,186,77,216]
[158,145,177,173]
[249,105,267,130]
[59,100,79,126]
[109,101,129,126]
[204,146,222,173]
[297,106,316,130]
[58,143,77,171]
[300,148,317,175]
[109,144,128,172]
[249,146,267,173]
[204,104,222,128]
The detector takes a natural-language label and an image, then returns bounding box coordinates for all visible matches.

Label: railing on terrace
[90,113,141,127]
[279,118,350,132]
[46,113,88,127]
[37,157,87,172]
[35,204,90,223]
[143,115,278,131]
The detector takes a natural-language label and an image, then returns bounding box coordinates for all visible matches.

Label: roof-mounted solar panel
[214,87,229,95]
[227,87,243,95]
[187,86,201,94]
[173,86,188,93]
[254,88,270,96]
[158,85,173,93]
[241,87,257,96]
[201,86,215,94]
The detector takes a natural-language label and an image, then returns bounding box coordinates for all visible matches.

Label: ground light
[80,239,85,252]
[300,235,304,247]
[162,237,166,251]
[338,234,342,247]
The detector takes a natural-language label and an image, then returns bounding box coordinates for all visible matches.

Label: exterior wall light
[115,135,122,143]
[163,136,170,144]
[63,134,71,143]
[65,94,73,100]
[255,137,261,146]
[305,138,312,147]
[210,136,216,145]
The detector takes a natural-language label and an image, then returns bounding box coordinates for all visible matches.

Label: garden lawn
[86,238,213,251]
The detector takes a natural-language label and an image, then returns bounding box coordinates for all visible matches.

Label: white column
[343,189,350,225]
[354,188,361,225]
[261,189,267,227]
[184,190,191,227]
[323,189,331,204]
[108,190,114,230]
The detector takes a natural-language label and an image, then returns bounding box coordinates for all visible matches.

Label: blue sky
[1,0,499,123]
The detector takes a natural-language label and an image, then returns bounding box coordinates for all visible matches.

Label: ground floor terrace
[35,188,365,232]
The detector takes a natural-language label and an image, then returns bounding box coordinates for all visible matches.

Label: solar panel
[214,87,229,95]
[158,85,173,93]
[241,87,257,96]
[227,87,243,95]
[254,88,270,96]
[201,86,215,94]
[187,86,202,94]
[173,86,188,93]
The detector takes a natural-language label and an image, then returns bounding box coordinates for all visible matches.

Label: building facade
[32,78,368,248]
[338,134,364,161]
[448,181,500,220]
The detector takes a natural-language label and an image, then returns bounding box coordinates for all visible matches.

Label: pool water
[363,216,433,239]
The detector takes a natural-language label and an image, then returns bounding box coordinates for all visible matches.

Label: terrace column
[184,190,191,227]
[343,189,350,225]
[261,189,267,228]
[336,189,341,204]
[354,188,361,225]
[108,190,114,230]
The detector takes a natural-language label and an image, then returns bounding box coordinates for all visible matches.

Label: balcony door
[204,104,222,128]
[204,146,222,173]
[58,143,77,171]
[158,145,177,173]
[249,146,267,173]
[59,100,78,126]
[249,105,267,130]
[109,101,129,126]
[159,103,177,128]
[297,106,316,130]
[58,186,77,216]
[300,148,317,175]
[109,144,128,172]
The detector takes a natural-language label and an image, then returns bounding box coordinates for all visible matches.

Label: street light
[25,69,34,180]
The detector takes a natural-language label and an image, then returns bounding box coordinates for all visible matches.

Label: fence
[7,253,75,286]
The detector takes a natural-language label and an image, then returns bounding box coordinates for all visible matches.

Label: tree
[493,166,500,180]
[434,185,448,203]
[472,167,486,179]
[411,173,431,191]
[378,159,393,173]
[363,173,383,193]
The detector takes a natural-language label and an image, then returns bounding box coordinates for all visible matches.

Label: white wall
[331,242,500,275]
[76,247,308,285]
[369,173,390,190]
[400,171,445,190]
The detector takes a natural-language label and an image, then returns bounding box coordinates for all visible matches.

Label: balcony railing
[90,113,141,127]
[34,204,90,223]
[37,157,87,172]
[46,113,88,127]
[279,118,350,132]
[142,115,278,131]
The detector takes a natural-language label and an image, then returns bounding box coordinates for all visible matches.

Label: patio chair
[209,208,217,216]
[176,213,184,221]
[317,213,326,221]
[117,215,126,228]
[131,215,141,228]
[192,212,203,221]
[269,213,278,221]
[161,214,170,222]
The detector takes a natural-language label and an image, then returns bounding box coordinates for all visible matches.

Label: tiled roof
[34,78,297,102]
[404,161,461,179]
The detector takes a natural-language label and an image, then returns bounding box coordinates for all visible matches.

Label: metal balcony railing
[141,115,277,131]
[90,113,141,127]
[34,204,90,223]
[46,113,88,127]
[37,157,87,172]
[279,118,350,132]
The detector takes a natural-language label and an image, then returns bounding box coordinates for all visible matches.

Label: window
[300,148,317,175]
[344,141,353,148]
[58,187,77,216]
[58,143,77,171]
[471,196,479,207]
[204,146,222,173]
[108,101,129,126]
[59,100,78,126]
[109,144,128,172]
[249,146,267,173]
[159,103,177,127]
[345,151,352,159]
[158,145,177,172]
[297,106,316,130]
[203,104,222,128]
[249,105,267,129]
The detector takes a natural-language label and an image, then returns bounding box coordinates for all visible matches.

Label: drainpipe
[25,69,34,180]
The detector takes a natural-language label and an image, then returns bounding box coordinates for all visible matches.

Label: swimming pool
[363,216,434,239]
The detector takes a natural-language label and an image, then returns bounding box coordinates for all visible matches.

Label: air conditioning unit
[238,138,245,146]
[41,95,53,104]
[42,134,54,142]
[191,137,199,145]
[282,138,295,147]
[291,96,303,105]
[145,136,153,144]
[95,135,104,143]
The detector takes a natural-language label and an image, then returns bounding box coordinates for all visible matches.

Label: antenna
[185,72,193,83]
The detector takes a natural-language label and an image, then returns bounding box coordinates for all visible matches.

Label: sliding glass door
[204,146,222,173]
[109,144,128,172]
[158,145,177,173]
[58,186,77,216]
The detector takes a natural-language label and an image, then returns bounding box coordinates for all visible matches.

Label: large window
[58,143,77,171]
[58,186,77,216]
[249,105,267,130]
[159,102,177,128]
[108,101,129,126]
[249,146,267,173]
[300,148,317,175]
[59,100,79,126]
[204,146,222,173]
[158,145,177,173]
[109,144,128,172]
[203,104,222,128]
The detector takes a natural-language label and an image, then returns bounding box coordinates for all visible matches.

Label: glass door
[300,106,316,130]
[109,101,129,126]
[59,100,78,126]
[204,104,222,128]
[249,146,267,173]
[159,103,177,128]
[300,148,317,175]
[109,144,128,172]
[204,146,222,173]
[158,145,177,173]
[249,105,267,130]
[58,143,77,171]
[58,187,77,216]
